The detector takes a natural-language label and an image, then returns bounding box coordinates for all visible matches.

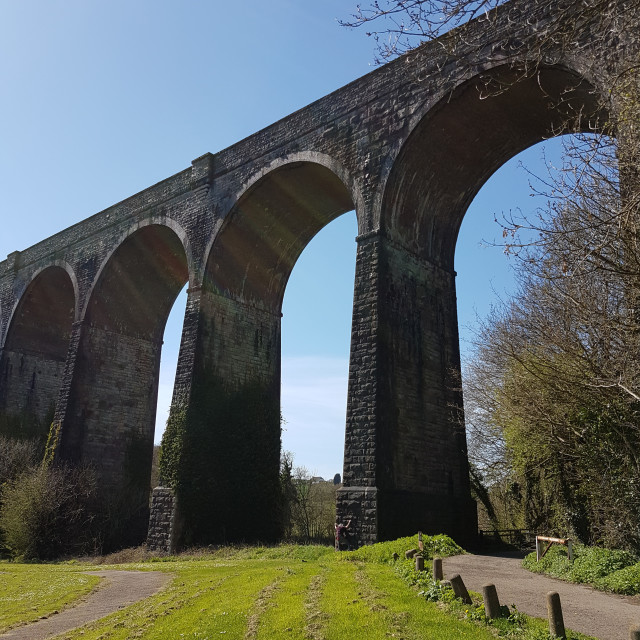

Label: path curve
[0,570,172,639]
[443,553,640,640]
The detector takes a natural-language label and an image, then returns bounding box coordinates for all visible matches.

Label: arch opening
[170,160,356,545]
[280,211,357,542]
[61,224,189,548]
[0,266,75,439]
[454,133,582,532]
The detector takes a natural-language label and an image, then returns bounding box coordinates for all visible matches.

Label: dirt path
[0,570,172,640]
[443,553,640,640]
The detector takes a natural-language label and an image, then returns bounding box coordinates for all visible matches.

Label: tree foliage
[464,130,640,549]
[0,463,99,560]
[280,451,337,543]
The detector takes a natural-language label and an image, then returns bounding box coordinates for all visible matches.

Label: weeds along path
[443,552,640,640]
[0,570,171,640]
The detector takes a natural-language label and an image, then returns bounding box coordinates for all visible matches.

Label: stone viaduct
[0,0,626,550]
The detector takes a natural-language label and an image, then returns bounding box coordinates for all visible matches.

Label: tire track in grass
[304,566,329,640]
[354,565,410,639]
[319,561,392,640]
[244,577,282,639]
[254,563,324,640]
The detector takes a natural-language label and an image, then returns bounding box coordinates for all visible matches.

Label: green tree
[280,451,337,543]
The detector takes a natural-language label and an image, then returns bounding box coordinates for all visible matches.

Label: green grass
[0,563,100,632]
[343,533,463,563]
[253,561,321,639]
[0,538,598,639]
[363,562,495,639]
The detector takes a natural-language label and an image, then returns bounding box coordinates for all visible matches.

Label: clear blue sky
[0,1,561,479]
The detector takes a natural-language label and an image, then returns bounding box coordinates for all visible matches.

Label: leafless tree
[341,0,640,73]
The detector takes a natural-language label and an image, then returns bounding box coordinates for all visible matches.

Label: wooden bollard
[449,574,472,605]
[630,624,640,640]
[415,555,425,571]
[392,552,399,562]
[433,557,443,581]
[546,592,566,639]
[405,548,418,559]
[482,583,501,619]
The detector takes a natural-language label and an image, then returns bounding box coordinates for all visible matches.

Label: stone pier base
[336,486,379,547]
[146,487,181,554]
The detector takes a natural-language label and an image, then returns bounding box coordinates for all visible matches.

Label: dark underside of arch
[86,224,189,341]
[207,162,354,309]
[383,65,605,267]
[0,267,75,433]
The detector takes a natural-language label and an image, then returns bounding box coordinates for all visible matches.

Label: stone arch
[0,264,77,433]
[169,159,357,545]
[381,63,605,264]
[6,261,81,335]
[355,63,606,543]
[60,223,190,548]
[80,217,195,321]
[207,157,357,308]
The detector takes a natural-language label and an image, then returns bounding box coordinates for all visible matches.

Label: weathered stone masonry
[0,0,629,549]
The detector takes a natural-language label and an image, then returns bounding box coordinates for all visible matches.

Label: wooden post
[630,624,640,640]
[415,555,425,571]
[546,592,566,639]
[482,584,501,619]
[433,557,443,581]
[449,574,472,605]
[536,537,542,561]
[567,540,573,562]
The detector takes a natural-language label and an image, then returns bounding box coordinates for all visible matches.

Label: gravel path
[443,553,640,640]
[0,570,172,640]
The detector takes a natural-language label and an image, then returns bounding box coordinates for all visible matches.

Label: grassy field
[0,537,596,639]
[0,564,100,631]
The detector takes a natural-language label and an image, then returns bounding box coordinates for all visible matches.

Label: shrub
[569,546,635,583]
[0,436,41,487]
[522,545,572,577]
[596,562,640,594]
[0,463,99,560]
[523,543,639,594]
